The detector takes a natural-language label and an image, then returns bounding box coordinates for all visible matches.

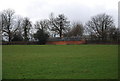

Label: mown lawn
[2,45,118,79]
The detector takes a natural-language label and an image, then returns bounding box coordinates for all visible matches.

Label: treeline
[0,9,119,44]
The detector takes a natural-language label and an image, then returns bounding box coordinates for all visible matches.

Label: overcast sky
[0,0,119,26]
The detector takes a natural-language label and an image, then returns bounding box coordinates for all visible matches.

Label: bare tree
[64,22,84,38]
[22,17,32,41]
[34,19,49,33]
[11,16,23,41]
[49,13,70,37]
[0,14,2,42]
[108,27,120,41]
[33,19,50,43]
[86,13,115,41]
[1,9,16,42]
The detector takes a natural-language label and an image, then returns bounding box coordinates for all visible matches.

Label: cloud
[0,0,119,26]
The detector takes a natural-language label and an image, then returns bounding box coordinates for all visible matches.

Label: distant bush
[34,29,49,44]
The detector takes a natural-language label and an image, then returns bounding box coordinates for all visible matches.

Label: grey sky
[0,0,119,26]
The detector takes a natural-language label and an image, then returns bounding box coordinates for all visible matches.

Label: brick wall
[46,40,86,45]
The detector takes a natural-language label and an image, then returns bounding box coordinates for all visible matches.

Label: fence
[2,37,119,45]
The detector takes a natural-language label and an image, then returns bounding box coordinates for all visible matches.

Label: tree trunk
[59,30,62,38]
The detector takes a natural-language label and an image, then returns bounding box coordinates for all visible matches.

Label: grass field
[2,45,118,79]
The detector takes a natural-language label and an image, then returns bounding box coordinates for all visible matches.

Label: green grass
[2,45,118,79]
